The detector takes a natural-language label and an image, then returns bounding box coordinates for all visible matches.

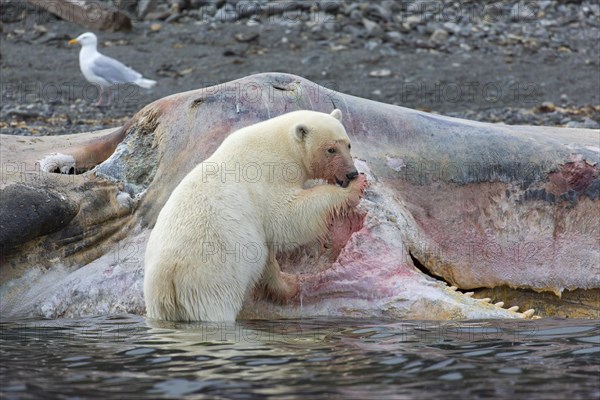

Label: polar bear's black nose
[346,170,359,181]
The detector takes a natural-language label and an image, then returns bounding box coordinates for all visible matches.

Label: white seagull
[68,32,157,106]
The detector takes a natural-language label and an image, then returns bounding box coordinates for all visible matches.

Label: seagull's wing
[89,54,142,85]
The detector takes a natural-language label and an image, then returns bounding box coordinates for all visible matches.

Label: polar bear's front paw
[263,272,299,304]
[345,173,368,208]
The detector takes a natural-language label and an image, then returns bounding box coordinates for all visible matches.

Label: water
[1,315,598,400]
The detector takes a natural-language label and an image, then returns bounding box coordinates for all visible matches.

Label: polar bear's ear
[294,123,309,141]
[330,109,343,122]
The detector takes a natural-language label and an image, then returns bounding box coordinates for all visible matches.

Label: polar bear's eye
[328,148,336,154]
[348,144,351,149]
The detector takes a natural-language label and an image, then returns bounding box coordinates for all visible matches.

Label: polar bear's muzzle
[337,169,359,188]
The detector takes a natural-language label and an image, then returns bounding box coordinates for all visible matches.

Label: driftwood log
[27,0,132,32]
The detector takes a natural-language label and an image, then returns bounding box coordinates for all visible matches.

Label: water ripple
[1,316,598,399]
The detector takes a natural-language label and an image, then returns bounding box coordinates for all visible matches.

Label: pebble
[443,22,461,35]
[540,102,556,112]
[511,3,537,22]
[385,31,403,44]
[404,15,422,30]
[369,69,392,78]
[138,0,158,18]
[362,18,381,36]
[215,4,237,23]
[430,29,448,43]
[114,0,599,62]
[566,118,600,129]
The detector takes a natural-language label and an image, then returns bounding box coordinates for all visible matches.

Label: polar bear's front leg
[283,174,368,245]
[260,249,298,303]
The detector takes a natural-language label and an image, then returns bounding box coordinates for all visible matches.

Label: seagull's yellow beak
[68,39,79,45]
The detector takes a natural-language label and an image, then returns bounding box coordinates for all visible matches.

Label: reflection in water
[1,316,598,399]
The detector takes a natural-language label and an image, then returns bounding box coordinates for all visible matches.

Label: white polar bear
[144,109,367,321]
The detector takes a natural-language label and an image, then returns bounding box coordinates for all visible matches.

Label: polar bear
[144,109,367,321]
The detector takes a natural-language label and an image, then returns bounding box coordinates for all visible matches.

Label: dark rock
[362,18,382,36]
[306,12,336,32]
[197,4,217,19]
[511,2,538,22]
[189,0,209,9]
[349,9,362,22]
[364,4,392,23]
[317,0,342,14]
[424,22,439,35]
[539,102,556,112]
[342,3,362,17]
[145,10,172,21]
[138,0,159,19]
[168,0,191,11]
[566,118,600,129]
[113,0,139,14]
[234,1,263,19]
[385,31,404,44]
[4,107,45,120]
[165,12,183,23]
[443,22,461,34]
[0,185,79,252]
[416,25,428,35]
[379,44,399,57]
[216,4,238,22]
[1,1,27,23]
[365,40,380,51]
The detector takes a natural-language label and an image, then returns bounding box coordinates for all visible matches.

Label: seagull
[68,32,156,106]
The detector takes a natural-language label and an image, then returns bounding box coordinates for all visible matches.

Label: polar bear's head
[293,109,358,188]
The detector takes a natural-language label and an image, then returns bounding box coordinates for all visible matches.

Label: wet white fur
[144,109,358,321]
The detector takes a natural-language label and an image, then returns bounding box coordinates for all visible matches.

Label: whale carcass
[1,73,598,320]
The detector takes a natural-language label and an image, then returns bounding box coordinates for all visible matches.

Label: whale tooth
[480,298,491,303]
[508,306,519,312]
[522,309,535,318]
[494,302,505,307]
[449,286,458,291]
[464,292,474,297]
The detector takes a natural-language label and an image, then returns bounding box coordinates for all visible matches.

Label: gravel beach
[1,0,599,136]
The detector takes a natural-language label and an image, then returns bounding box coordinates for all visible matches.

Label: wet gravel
[1,0,599,136]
